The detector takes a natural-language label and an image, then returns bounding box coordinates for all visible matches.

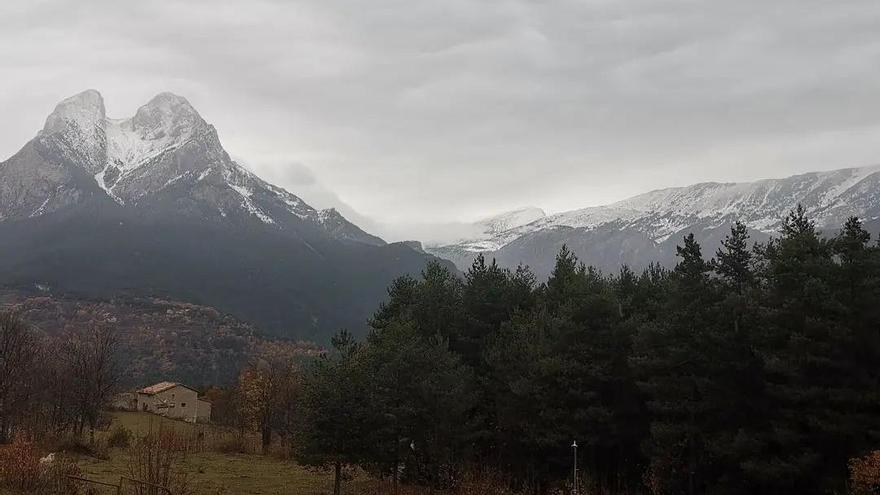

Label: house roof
[137,381,198,396]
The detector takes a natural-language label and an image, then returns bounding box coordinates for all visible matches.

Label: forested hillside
[0,291,320,387]
[295,205,880,494]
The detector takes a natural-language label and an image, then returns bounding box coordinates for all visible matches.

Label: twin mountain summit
[2,90,879,341]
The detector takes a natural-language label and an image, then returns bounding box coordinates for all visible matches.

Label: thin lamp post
[572,440,578,495]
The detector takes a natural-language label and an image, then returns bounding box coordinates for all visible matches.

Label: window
[181,403,186,408]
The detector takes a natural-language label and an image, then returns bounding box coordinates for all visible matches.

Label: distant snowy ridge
[542,165,880,242]
[454,207,547,251]
[427,165,880,273]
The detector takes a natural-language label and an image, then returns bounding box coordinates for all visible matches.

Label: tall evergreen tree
[704,223,771,493]
[460,255,538,466]
[832,216,876,312]
[488,248,645,492]
[633,233,721,495]
[293,330,370,495]
[751,205,869,493]
[542,244,582,311]
[361,321,475,487]
[714,221,753,295]
[461,254,520,366]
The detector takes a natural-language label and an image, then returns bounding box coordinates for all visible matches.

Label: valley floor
[77,451,359,495]
[73,412,373,495]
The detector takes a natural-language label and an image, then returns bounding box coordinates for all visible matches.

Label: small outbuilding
[136,382,212,423]
[111,392,138,411]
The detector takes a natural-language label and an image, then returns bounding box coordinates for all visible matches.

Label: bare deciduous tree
[0,312,38,443]
[64,323,119,443]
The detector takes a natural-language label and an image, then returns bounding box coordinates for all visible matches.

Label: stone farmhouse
[135,382,212,423]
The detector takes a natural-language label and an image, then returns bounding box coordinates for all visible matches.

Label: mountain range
[0,90,443,341]
[426,166,880,277]
[5,90,880,342]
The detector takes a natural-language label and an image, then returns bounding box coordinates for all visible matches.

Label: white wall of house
[136,385,204,422]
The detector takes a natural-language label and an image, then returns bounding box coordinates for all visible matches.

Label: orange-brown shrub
[850,450,880,495]
[0,435,82,494]
[0,435,42,491]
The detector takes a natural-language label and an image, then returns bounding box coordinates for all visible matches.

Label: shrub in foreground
[850,450,880,495]
[0,435,82,494]
[106,424,132,449]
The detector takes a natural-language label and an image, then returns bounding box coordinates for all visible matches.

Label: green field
[72,412,374,495]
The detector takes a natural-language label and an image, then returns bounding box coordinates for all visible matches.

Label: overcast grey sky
[3,0,880,239]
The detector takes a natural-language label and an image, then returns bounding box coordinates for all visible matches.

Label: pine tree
[542,244,581,310]
[370,275,419,330]
[702,223,771,493]
[751,206,865,493]
[412,261,465,342]
[293,330,370,495]
[830,217,880,479]
[360,321,475,486]
[460,255,538,465]
[676,233,711,285]
[460,254,518,366]
[633,233,721,495]
[714,221,753,295]
[370,261,465,345]
[488,248,645,492]
[833,216,874,308]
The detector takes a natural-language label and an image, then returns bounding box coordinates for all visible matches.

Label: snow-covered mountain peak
[2,89,388,249]
[102,93,211,180]
[38,90,109,173]
[131,92,205,140]
[41,89,106,137]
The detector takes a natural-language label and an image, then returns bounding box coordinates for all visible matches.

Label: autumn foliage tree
[237,342,302,454]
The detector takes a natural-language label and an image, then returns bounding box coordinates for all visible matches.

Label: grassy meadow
[70,412,374,495]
